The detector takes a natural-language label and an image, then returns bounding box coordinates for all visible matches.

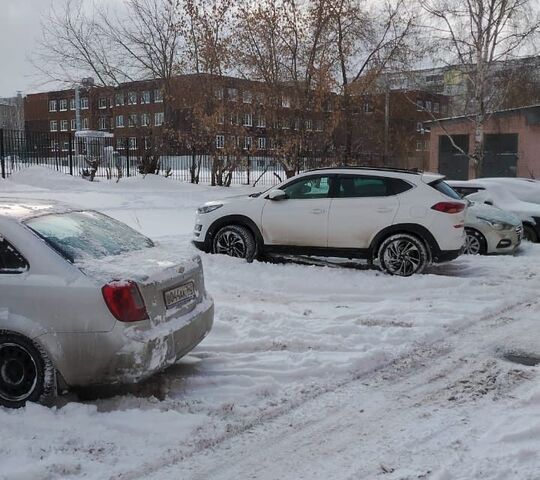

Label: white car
[448,180,540,242]
[0,199,213,408]
[193,167,467,276]
[477,177,540,205]
[463,202,522,255]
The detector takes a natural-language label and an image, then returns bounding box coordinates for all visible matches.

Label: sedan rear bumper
[38,296,214,387]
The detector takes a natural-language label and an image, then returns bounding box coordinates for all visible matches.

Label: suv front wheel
[212,225,257,261]
[377,233,429,276]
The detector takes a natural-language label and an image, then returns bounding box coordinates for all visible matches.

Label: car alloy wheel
[212,225,257,261]
[378,233,428,276]
[0,343,38,403]
[463,228,487,255]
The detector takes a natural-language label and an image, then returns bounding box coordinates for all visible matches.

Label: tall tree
[421,0,540,176]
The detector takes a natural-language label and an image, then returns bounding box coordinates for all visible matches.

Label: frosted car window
[0,236,28,274]
[25,211,154,262]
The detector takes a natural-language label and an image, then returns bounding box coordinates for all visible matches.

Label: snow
[1,167,540,480]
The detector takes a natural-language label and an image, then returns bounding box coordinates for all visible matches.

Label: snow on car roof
[0,198,76,220]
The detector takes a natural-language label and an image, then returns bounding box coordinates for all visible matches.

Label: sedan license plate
[164,281,195,308]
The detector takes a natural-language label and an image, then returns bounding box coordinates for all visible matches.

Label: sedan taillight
[102,281,149,322]
[431,202,466,214]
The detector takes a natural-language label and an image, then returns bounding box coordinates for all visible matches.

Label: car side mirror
[268,189,288,201]
[484,199,494,206]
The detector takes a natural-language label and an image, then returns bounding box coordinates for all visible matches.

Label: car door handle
[376,208,393,213]
[311,208,326,214]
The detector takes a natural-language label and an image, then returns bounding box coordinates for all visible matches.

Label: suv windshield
[25,211,154,262]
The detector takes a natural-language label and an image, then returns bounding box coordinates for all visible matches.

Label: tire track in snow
[114,296,538,480]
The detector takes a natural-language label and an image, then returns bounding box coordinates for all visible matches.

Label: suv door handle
[311,208,326,214]
[377,207,393,213]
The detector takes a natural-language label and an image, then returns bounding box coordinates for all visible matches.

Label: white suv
[193,167,467,276]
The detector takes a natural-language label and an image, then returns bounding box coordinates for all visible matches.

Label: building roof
[424,104,540,124]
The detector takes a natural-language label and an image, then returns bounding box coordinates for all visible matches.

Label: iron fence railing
[0,129,385,186]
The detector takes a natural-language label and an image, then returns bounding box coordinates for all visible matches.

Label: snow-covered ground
[1,167,539,480]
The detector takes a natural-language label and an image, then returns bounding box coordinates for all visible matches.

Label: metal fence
[0,129,384,186]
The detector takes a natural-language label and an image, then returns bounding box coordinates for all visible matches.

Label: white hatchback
[193,167,467,276]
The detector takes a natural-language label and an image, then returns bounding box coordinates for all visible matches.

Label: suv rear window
[25,211,154,262]
[429,179,461,200]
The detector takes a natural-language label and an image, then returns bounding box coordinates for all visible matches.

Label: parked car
[477,177,540,205]
[0,199,214,408]
[448,180,540,242]
[463,201,522,255]
[193,167,467,276]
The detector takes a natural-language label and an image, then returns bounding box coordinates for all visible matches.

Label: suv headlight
[197,204,223,214]
[477,216,512,230]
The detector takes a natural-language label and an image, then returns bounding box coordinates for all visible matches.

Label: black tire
[212,225,257,262]
[463,228,487,255]
[523,224,538,243]
[377,233,429,276]
[0,332,55,409]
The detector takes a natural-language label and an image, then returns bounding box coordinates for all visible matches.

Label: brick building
[427,104,540,179]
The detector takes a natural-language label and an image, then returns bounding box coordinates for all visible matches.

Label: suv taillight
[431,202,465,214]
[102,281,149,322]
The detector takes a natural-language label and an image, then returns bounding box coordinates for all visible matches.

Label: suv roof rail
[304,166,422,175]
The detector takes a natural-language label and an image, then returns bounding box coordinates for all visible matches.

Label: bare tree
[421,0,540,175]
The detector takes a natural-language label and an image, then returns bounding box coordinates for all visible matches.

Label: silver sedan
[0,199,213,408]
[463,201,522,255]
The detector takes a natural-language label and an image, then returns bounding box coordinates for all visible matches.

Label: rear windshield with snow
[25,211,154,262]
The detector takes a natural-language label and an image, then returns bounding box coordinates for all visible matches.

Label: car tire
[377,233,429,276]
[463,228,487,255]
[212,225,257,262]
[0,332,55,409]
[523,224,538,243]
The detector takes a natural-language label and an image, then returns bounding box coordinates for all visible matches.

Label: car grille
[516,224,523,240]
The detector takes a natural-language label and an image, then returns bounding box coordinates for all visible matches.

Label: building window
[59,99,68,111]
[433,102,440,113]
[116,138,124,150]
[60,120,68,131]
[115,115,124,128]
[70,119,76,131]
[98,117,108,130]
[416,140,422,151]
[129,137,137,150]
[141,113,150,127]
[243,91,252,103]
[364,102,374,113]
[80,97,89,110]
[141,91,151,104]
[69,98,76,111]
[127,92,137,105]
[228,88,238,101]
[282,96,291,108]
[215,88,224,100]
[62,141,69,152]
[305,119,313,131]
[98,98,108,109]
[425,100,432,112]
[128,114,137,127]
[81,117,89,130]
[154,89,163,103]
[258,137,266,150]
[442,104,448,115]
[50,120,57,132]
[315,120,323,132]
[217,112,225,124]
[255,93,265,105]
[256,115,266,128]
[216,134,225,149]
[244,136,252,150]
[243,112,253,127]
[416,99,423,111]
[50,140,58,152]
[416,122,423,132]
[115,93,124,106]
[229,113,239,125]
[154,112,164,126]
[49,100,57,112]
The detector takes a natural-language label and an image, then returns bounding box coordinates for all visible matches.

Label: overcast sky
[0,0,55,97]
